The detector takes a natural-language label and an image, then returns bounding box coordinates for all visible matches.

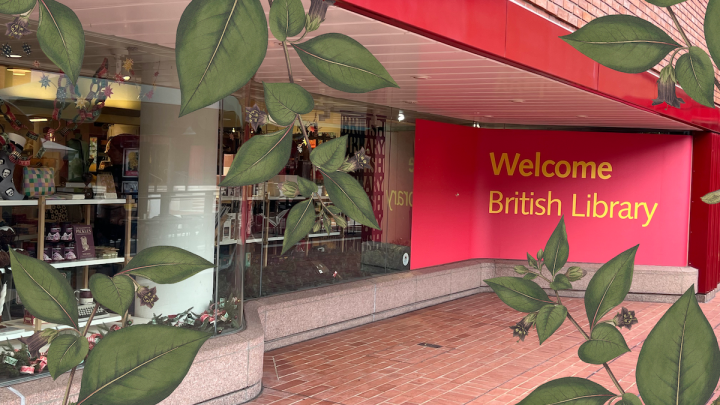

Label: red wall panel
[411,121,479,269]
[413,120,692,269]
[689,133,720,294]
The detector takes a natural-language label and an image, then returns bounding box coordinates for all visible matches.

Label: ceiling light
[398,111,405,122]
[577,115,589,118]
[412,75,431,80]
[484,115,493,118]
[29,118,47,122]
[8,55,21,58]
[123,75,131,81]
[472,122,480,128]
[231,128,236,133]
[294,78,303,82]
[510,99,525,103]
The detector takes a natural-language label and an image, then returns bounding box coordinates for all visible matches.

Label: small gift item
[46,223,60,242]
[51,244,64,261]
[42,246,51,262]
[19,365,34,375]
[64,242,76,260]
[60,222,72,241]
[22,166,55,198]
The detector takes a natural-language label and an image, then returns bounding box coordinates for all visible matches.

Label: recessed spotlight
[123,75,131,80]
[484,115,493,118]
[577,115,589,118]
[510,99,525,103]
[398,110,405,121]
[412,75,431,80]
[472,122,480,128]
[9,55,21,58]
[295,78,303,82]
[29,118,47,122]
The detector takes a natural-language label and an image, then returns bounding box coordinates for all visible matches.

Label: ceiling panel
[0,0,698,131]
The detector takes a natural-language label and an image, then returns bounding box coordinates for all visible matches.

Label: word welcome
[489,191,658,227]
[490,152,612,179]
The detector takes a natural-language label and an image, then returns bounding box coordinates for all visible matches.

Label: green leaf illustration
[560,15,680,73]
[292,33,399,93]
[297,176,317,196]
[0,0,35,13]
[701,188,720,204]
[176,0,268,117]
[543,217,569,276]
[584,245,638,329]
[617,393,642,405]
[706,0,720,75]
[536,304,567,345]
[263,82,314,126]
[577,323,630,364]
[550,274,572,291]
[47,334,89,380]
[484,277,553,313]
[636,286,720,405]
[644,0,687,5]
[527,252,538,269]
[282,199,316,254]
[220,126,294,187]
[77,325,210,405]
[311,136,347,171]
[89,274,134,316]
[524,273,538,281]
[269,0,305,42]
[9,250,78,329]
[676,47,716,108]
[321,170,379,229]
[517,377,615,405]
[37,0,85,84]
[120,246,213,284]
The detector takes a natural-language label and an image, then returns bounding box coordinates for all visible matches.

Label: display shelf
[245,232,340,244]
[0,198,128,207]
[46,198,127,206]
[0,314,123,340]
[50,257,125,268]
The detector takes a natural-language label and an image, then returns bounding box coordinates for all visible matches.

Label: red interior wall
[689,133,720,294]
[412,120,692,270]
[411,122,479,268]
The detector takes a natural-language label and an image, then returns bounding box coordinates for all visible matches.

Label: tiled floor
[247,293,720,404]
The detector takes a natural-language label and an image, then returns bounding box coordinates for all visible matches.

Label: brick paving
[247,292,720,404]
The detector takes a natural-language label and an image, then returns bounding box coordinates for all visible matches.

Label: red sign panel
[412,120,692,269]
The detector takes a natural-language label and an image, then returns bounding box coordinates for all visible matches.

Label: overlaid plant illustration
[10,246,214,405]
[174,0,398,253]
[559,0,720,204]
[486,217,720,405]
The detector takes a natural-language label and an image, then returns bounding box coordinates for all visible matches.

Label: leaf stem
[295,114,311,150]
[566,312,625,395]
[666,7,691,48]
[62,303,100,405]
[282,42,295,84]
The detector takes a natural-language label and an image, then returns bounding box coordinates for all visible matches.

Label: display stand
[0,195,135,332]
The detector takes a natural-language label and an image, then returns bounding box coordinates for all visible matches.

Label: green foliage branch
[486,217,720,405]
[173,0,398,254]
[562,0,720,218]
[9,246,215,405]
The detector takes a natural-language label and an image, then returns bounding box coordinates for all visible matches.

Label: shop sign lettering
[487,152,659,227]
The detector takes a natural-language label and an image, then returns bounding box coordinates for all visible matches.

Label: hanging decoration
[1,44,11,58]
[22,43,30,55]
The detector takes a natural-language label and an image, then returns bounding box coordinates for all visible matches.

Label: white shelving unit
[50,257,125,269]
[0,314,123,341]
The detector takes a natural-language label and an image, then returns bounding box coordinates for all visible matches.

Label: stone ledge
[3,258,700,404]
